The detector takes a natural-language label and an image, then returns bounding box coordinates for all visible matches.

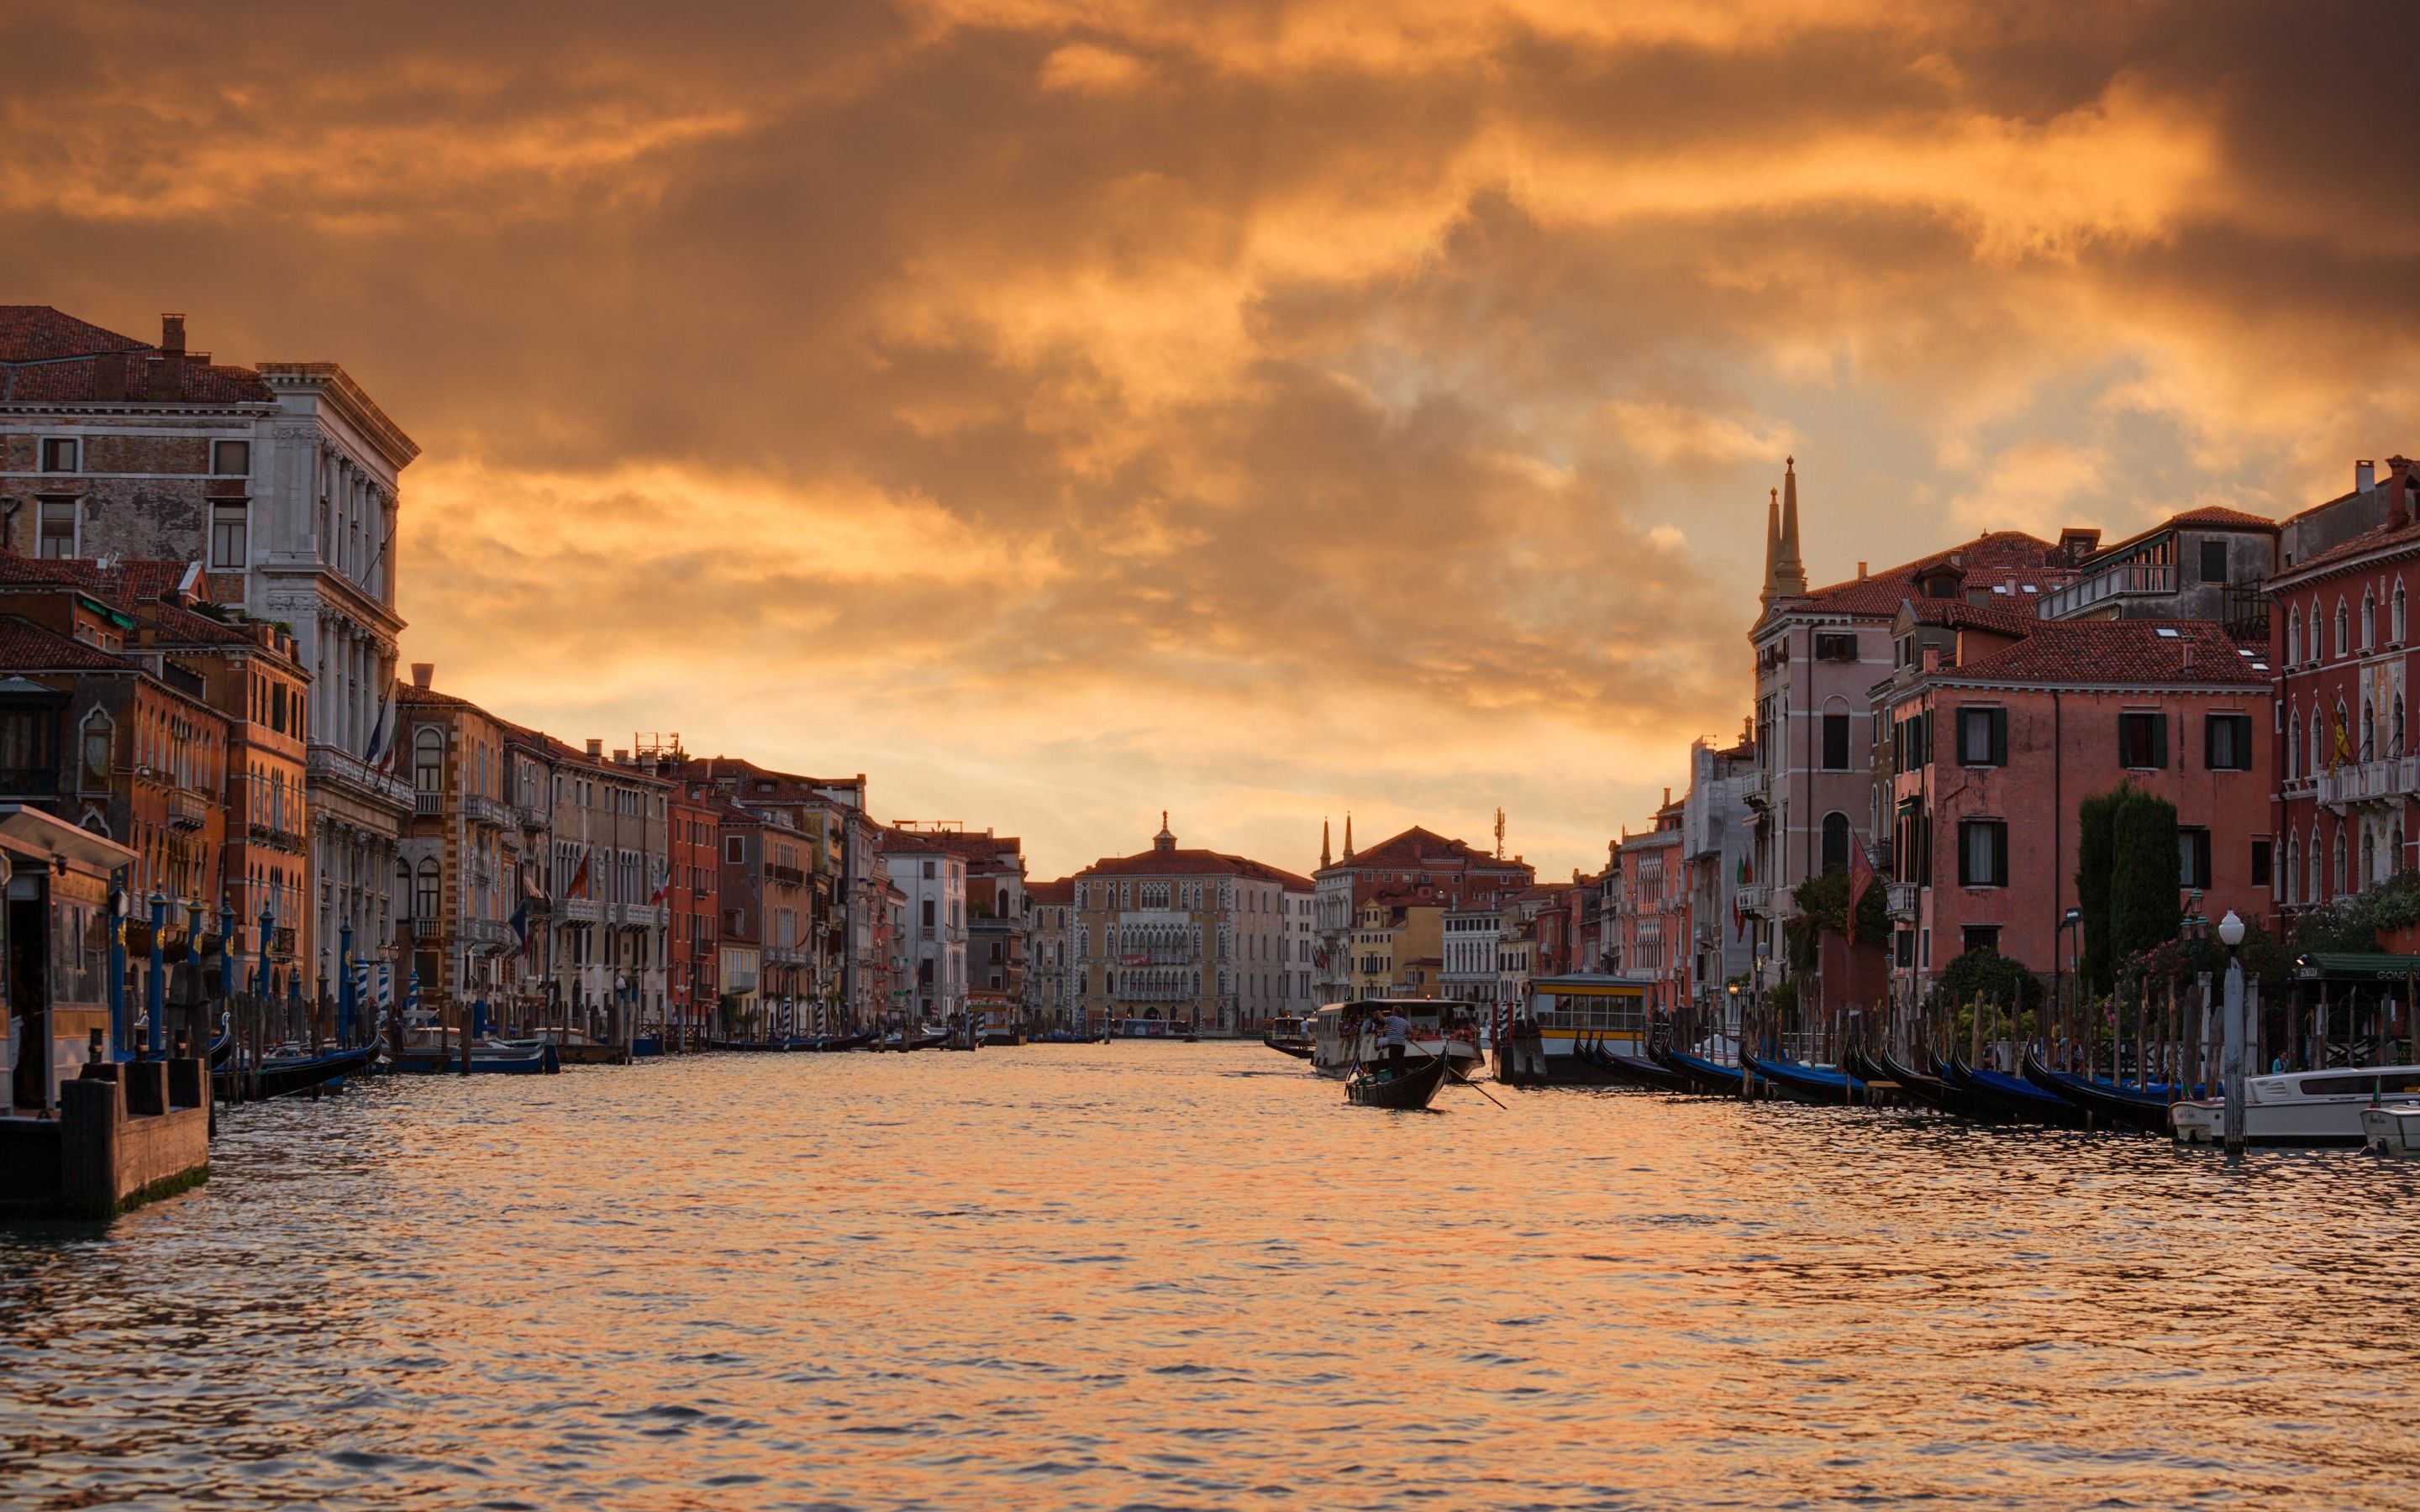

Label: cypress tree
[2107,785,2183,967]
[2075,789,2118,995]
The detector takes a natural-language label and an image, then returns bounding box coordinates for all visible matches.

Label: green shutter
[1989,708,2007,766]
[2152,714,2169,769]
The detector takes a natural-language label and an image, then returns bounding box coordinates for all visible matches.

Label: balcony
[464,794,513,830]
[166,788,209,831]
[1886,882,1920,919]
[308,742,412,813]
[1736,884,1771,916]
[2317,755,2418,811]
[1741,769,1772,809]
[245,821,307,853]
[765,863,808,886]
[413,790,442,817]
[2037,560,2176,621]
[518,798,550,830]
[461,919,514,952]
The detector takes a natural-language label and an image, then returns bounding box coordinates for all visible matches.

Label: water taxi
[2170,1063,2420,1146]
[1309,1000,1485,1081]
[1517,974,1654,1086]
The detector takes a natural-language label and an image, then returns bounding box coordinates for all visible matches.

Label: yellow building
[1347,888,1450,1000]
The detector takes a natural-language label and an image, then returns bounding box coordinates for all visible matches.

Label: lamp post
[2218,909,2248,1163]
[2056,906,2082,1061]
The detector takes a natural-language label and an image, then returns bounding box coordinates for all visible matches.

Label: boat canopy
[2293,952,2420,982]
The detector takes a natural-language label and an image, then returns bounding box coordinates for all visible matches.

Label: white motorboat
[1309,1000,1486,1082]
[2170,1063,2420,1147]
[2362,1102,2420,1158]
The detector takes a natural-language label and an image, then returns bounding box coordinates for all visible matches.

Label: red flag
[1732,895,1746,940]
[1846,829,1878,923]
[568,847,592,899]
[649,879,671,906]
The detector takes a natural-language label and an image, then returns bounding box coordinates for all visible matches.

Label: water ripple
[3,1044,2417,1509]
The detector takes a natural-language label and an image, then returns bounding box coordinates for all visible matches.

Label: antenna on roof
[1494,806,1506,861]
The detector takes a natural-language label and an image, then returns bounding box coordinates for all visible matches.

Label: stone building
[1025,877,1076,1026]
[1310,821,1535,1005]
[1072,816,1311,1033]
[0,306,418,1008]
[880,827,967,1022]
[396,671,523,1014]
[666,779,723,1038]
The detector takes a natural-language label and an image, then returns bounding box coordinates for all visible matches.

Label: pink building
[1615,799,1691,1012]
[1880,615,2274,998]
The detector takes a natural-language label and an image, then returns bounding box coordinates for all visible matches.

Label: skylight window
[2155,627,2181,638]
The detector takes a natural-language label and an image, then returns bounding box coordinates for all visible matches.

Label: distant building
[1026,878,1076,1026]
[881,827,967,1022]
[1073,815,1311,1032]
[1311,820,1535,1003]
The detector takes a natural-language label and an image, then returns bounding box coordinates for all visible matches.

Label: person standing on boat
[1381,1009,1411,1076]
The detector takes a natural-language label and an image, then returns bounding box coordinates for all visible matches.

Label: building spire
[1154,811,1176,853]
[1760,484,1783,606]
[1774,455,1807,598]
[1344,812,1354,861]
[1321,818,1332,870]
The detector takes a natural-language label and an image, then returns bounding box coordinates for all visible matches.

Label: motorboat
[2170,1063,2420,1147]
[2361,1102,2420,1158]
[1309,1000,1485,1082]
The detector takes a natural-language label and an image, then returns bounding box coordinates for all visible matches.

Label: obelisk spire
[1344,813,1354,861]
[1321,818,1332,870]
[1774,455,1807,598]
[1760,484,1783,607]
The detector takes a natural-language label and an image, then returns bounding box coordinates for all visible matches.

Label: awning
[0,804,136,874]
[2293,952,2420,981]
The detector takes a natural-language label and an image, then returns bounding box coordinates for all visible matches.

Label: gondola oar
[1418,1038,1506,1109]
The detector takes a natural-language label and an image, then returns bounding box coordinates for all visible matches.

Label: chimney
[1921,645,1942,674]
[148,313,187,402]
[586,738,604,759]
[410,661,434,689]
[160,314,185,354]
[1856,561,1868,579]
[2357,459,2376,493]
[2391,457,2415,530]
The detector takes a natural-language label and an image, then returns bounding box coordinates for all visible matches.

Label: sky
[3,1,2415,880]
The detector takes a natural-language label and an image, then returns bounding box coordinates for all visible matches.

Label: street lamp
[2218,908,2248,1162]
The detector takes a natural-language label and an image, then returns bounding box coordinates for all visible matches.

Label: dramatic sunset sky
[5,2,2414,879]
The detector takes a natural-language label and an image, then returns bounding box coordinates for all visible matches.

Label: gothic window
[415,858,440,920]
[2288,711,2301,780]
[2310,826,2324,901]
[2288,608,2302,664]
[2334,827,2349,895]
[1822,812,1851,874]
[77,709,112,792]
[2396,582,2409,644]
[413,727,444,794]
[2285,836,2298,906]
[2363,590,2377,651]
[2335,599,2349,658]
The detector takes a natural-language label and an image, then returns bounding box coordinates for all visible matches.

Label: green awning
[2293,952,2420,981]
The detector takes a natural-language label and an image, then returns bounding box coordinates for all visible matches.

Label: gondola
[207,1021,234,1069]
[390,1039,561,1074]
[2020,1049,2176,1134]
[1851,1045,1994,1122]
[1651,1042,1744,1096]
[1740,1050,1863,1105]
[251,1044,379,1100]
[1936,1053,2091,1128]
[1581,1033,1692,1092]
[1344,1052,1449,1110]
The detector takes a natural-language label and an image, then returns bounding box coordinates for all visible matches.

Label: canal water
[3,1044,2416,1509]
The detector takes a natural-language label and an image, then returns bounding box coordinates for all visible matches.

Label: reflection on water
[3,1044,2416,1509]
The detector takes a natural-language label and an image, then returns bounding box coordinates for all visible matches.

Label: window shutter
[2152,714,2169,769]
[1992,824,2009,888]
[2202,714,2217,770]
[2118,712,2129,766]
[1989,709,2007,766]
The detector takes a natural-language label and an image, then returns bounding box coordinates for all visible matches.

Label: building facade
[1074,816,1311,1032]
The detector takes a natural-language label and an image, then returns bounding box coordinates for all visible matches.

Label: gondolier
[1380,1008,1411,1074]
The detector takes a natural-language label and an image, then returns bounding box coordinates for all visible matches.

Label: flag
[1731,895,1746,940]
[1846,828,1879,924]
[508,899,530,951]
[363,688,397,769]
[568,847,592,899]
[1736,853,1751,885]
[2333,712,2352,772]
[649,879,671,906]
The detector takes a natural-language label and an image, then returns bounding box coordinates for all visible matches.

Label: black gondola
[1937,1053,2093,1128]
[1739,1049,1863,1105]
[250,1044,378,1100]
[1345,1052,1449,1110]
[1581,1032,1692,1092]
[1651,1042,1744,1096]
[2020,1049,2173,1134]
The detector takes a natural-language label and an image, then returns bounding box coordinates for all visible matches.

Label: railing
[413,790,442,816]
[1741,769,1771,808]
[765,863,808,886]
[1886,881,1920,918]
[2317,755,2419,809]
[2038,560,2176,621]
[518,799,550,829]
[464,794,513,830]
[166,789,209,830]
[308,743,413,810]
[1736,885,1771,915]
[461,919,514,950]
[245,821,306,853]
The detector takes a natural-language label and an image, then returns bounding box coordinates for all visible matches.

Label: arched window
[2363,590,2376,650]
[414,857,439,920]
[2311,826,2325,901]
[2312,710,2326,775]
[394,860,413,920]
[2311,598,2324,663]
[77,708,113,792]
[2362,828,2376,890]
[2336,599,2349,658]
[2396,582,2408,644]
[2363,700,2376,762]
[413,727,444,794]
[1821,811,1851,874]
[2334,827,2349,895]
[2288,710,2301,780]
[2285,835,2299,906]
[2287,607,2302,664]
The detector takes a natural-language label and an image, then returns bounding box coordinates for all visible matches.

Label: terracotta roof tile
[1079,847,1316,890]
[0,306,275,404]
[0,614,134,671]
[1785,532,2069,619]
[1943,619,2268,687]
